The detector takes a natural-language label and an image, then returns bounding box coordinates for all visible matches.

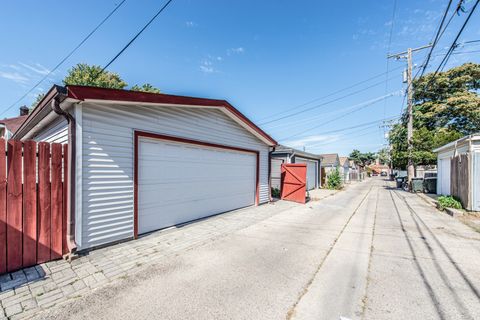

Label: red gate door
[280,164,306,204]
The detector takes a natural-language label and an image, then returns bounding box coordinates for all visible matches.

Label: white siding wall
[80,102,270,249]
[33,117,68,144]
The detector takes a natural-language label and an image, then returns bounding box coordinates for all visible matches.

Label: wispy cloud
[0,71,29,84]
[185,21,197,27]
[284,134,341,149]
[18,62,50,75]
[199,60,216,73]
[227,47,245,55]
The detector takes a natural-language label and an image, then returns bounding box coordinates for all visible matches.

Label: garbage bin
[395,177,405,188]
[411,178,424,192]
[423,177,437,194]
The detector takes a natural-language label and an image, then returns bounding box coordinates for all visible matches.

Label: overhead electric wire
[418,0,454,79]
[431,0,480,78]
[292,115,400,139]
[260,73,402,126]
[279,90,401,141]
[96,0,174,76]
[0,0,127,116]
[257,65,403,124]
[383,0,397,142]
[308,128,382,150]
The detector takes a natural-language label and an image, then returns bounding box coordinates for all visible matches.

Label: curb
[416,193,464,218]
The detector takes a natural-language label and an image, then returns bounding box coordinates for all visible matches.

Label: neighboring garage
[13,85,277,250]
[434,134,480,211]
[271,145,321,191]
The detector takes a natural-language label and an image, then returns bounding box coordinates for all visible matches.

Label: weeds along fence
[0,139,68,274]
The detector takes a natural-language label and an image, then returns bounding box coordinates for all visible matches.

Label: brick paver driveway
[1,178,480,320]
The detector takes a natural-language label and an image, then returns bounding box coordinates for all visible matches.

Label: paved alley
[1,178,479,320]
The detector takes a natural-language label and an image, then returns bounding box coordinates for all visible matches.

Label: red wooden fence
[0,139,68,274]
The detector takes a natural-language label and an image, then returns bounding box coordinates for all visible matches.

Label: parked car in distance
[381,171,387,176]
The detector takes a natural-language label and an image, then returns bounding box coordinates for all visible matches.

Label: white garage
[270,145,321,191]
[434,134,480,211]
[295,157,318,190]
[14,85,277,250]
[137,134,257,234]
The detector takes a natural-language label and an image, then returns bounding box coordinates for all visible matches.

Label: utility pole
[387,44,432,184]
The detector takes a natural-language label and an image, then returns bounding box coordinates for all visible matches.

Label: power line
[0,0,127,116]
[306,117,403,150]
[97,0,174,76]
[418,0,454,79]
[279,91,401,141]
[260,73,402,126]
[431,0,480,77]
[383,0,398,140]
[257,65,403,124]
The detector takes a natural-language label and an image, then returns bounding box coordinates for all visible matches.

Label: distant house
[434,134,480,211]
[0,106,29,139]
[339,156,350,182]
[271,145,321,191]
[319,153,340,186]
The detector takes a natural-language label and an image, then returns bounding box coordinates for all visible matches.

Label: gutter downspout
[268,146,276,202]
[51,96,78,259]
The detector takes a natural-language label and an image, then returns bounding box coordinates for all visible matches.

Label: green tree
[131,83,161,93]
[63,63,127,89]
[389,63,480,169]
[349,149,375,167]
[377,147,390,165]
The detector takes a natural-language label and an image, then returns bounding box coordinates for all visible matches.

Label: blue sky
[1,0,479,156]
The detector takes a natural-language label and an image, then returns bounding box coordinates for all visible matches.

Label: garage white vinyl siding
[33,117,68,144]
[138,137,256,234]
[80,102,270,249]
[296,157,318,190]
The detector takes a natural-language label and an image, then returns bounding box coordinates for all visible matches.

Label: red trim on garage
[67,85,277,146]
[133,130,260,238]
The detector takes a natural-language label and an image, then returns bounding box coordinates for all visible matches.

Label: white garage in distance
[270,145,321,191]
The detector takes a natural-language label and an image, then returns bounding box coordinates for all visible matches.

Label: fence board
[0,139,6,274]
[6,140,23,272]
[62,144,68,255]
[37,142,51,263]
[23,140,37,267]
[51,144,63,259]
[451,154,470,209]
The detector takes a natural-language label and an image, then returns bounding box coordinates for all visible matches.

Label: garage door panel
[296,158,317,190]
[138,137,256,234]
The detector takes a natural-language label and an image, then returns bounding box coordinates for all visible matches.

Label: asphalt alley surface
[36,178,480,320]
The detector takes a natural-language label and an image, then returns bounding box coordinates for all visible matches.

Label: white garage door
[138,137,256,234]
[438,157,451,195]
[296,158,317,190]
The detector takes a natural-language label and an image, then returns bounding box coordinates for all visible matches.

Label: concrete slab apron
[289,183,377,320]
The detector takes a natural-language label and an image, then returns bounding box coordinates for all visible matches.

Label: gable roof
[319,153,339,166]
[0,115,28,134]
[339,156,349,166]
[272,144,321,160]
[14,85,277,146]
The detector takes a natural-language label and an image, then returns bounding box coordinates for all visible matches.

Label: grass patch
[437,195,462,210]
